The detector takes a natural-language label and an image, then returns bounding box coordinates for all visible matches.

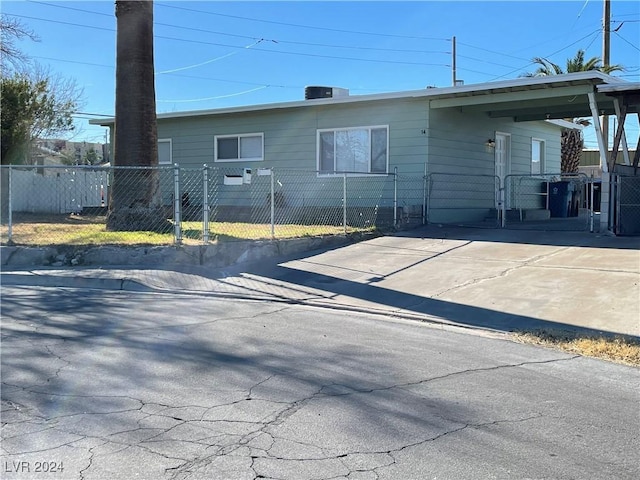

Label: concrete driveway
[4,226,638,337]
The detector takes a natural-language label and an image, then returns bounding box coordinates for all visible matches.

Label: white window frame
[531,138,545,175]
[158,138,172,165]
[214,133,264,163]
[316,125,389,176]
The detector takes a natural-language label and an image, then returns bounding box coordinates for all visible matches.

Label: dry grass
[514,330,640,367]
[1,213,374,246]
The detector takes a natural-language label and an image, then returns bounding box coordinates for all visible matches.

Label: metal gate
[502,173,592,231]
[612,174,640,236]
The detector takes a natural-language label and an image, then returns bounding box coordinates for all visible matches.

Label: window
[158,139,172,165]
[531,138,545,175]
[215,133,264,162]
[318,126,388,175]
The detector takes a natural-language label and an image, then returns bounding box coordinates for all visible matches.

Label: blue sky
[3,0,639,146]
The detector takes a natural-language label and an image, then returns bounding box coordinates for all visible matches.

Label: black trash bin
[549,181,574,217]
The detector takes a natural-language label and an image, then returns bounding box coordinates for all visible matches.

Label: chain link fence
[0,165,419,246]
[1,165,614,246]
[611,174,640,236]
[427,173,501,227]
[503,173,592,231]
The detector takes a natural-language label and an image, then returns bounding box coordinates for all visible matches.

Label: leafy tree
[83,148,100,165]
[1,16,82,223]
[107,0,165,232]
[1,68,80,165]
[522,50,624,173]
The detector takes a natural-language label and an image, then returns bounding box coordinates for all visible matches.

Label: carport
[428,72,640,233]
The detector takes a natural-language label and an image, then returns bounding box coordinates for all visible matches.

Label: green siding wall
[426,108,562,176]
[156,99,429,174]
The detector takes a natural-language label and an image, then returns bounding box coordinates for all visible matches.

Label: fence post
[500,177,506,228]
[8,166,13,243]
[422,163,427,225]
[203,164,210,243]
[270,169,275,239]
[343,173,347,234]
[173,164,182,244]
[393,167,398,226]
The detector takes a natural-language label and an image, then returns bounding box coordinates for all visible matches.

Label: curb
[1,231,381,269]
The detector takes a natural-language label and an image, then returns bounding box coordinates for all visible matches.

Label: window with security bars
[318,126,388,175]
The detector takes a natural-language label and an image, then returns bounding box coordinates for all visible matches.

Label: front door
[494,132,510,208]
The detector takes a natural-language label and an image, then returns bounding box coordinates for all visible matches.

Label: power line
[488,28,602,81]
[456,41,531,62]
[7,13,449,68]
[29,55,391,94]
[154,1,449,42]
[455,54,522,70]
[614,32,640,52]
[26,0,111,17]
[25,1,449,56]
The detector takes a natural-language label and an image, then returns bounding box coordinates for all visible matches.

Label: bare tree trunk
[561,128,583,174]
[107,0,167,232]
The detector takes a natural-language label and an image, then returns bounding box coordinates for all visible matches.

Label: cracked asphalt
[2,226,639,479]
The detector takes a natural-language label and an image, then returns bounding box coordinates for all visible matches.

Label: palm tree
[107,0,164,231]
[523,50,624,173]
[525,50,623,77]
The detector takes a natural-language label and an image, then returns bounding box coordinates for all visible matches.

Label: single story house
[91,72,636,227]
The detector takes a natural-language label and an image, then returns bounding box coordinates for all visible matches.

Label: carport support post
[173,164,182,245]
[203,164,209,243]
[588,92,608,175]
[588,91,611,232]
[612,98,631,165]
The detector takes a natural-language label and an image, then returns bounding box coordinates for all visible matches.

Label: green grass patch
[1,214,374,246]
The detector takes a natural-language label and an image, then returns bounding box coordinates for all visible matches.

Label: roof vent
[305,86,349,100]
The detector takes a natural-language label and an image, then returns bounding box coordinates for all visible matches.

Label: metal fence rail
[612,174,640,235]
[0,164,614,246]
[503,173,592,231]
[0,165,412,246]
[427,173,501,227]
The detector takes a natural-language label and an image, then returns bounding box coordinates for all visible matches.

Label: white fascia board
[546,119,584,130]
[597,82,640,94]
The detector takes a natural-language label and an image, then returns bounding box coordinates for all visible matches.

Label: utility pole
[452,36,457,86]
[602,0,611,153]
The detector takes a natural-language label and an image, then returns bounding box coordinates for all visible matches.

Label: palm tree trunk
[107,0,166,231]
[561,128,583,174]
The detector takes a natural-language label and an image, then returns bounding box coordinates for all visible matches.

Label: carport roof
[90,71,633,126]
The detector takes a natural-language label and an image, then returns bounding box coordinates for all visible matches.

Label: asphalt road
[1,285,638,480]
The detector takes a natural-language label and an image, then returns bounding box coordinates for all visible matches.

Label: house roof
[90,72,634,126]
